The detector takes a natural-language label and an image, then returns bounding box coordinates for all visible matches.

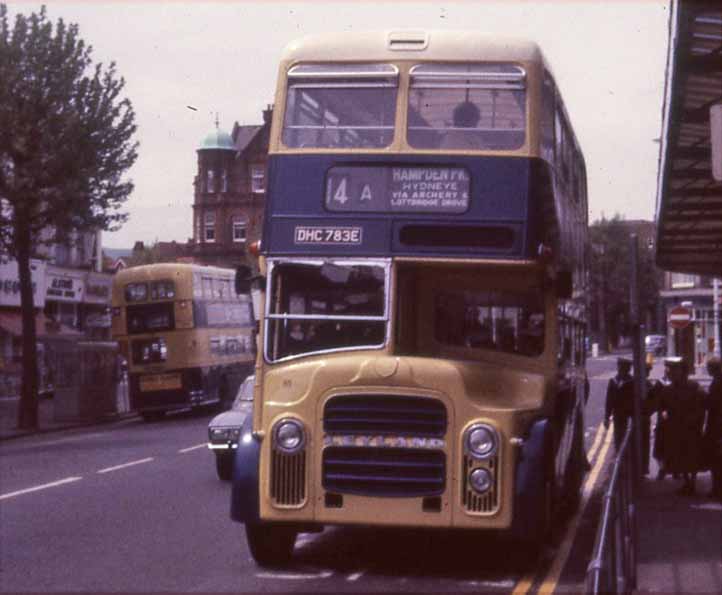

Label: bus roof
[114,263,234,282]
[280,30,544,65]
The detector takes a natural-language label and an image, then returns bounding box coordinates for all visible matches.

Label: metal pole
[714,277,720,359]
[629,234,645,483]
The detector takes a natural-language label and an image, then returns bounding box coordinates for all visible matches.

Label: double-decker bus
[231,30,589,565]
[111,263,255,421]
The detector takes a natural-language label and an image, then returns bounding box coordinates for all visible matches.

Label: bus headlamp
[464,424,498,460]
[469,468,493,494]
[273,419,305,454]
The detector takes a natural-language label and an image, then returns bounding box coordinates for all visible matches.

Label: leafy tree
[0,5,138,428]
[590,215,660,351]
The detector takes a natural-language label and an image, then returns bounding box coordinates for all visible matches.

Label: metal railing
[585,422,637,594]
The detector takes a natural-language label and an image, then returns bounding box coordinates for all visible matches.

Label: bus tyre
[245,522,297,567]
[215,453,233,481]
[563,413,586,516]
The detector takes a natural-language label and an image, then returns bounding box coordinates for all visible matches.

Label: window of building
[54,243,70,266]
[207,169,215,194]
[251,165,265,194]
[670,272,696,289]
[204,212,216,242]
[232,218,247,243]
[221,169,228,193]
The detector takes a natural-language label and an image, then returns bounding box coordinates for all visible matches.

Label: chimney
[263,104,273,125]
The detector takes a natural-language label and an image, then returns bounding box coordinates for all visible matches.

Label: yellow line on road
[511,424,612,595]
[586,423,606,465]
[537,427,614,594]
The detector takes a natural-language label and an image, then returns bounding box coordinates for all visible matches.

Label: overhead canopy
[655,0,722,275]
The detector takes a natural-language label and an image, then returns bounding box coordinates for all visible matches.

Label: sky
[7,1,671,249]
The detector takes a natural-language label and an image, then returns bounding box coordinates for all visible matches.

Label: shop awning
[0,311,83,339]
[655,0,722,275]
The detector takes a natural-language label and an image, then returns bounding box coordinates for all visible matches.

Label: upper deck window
[282,63,398,149]
[407,63,526,150]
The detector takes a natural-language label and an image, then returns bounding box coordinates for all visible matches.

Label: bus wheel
[141,411,165,422]
[215,453,233,481]
[245,522,297,567]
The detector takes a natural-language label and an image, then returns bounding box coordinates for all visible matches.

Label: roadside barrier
[585,422,637,594]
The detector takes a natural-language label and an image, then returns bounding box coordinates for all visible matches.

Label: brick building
[190,107,271,269]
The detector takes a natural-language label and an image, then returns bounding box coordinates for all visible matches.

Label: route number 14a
[331,178,373,205]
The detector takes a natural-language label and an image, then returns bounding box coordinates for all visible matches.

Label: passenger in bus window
[440,101,481,149]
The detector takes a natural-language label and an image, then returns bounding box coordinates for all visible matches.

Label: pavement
[632,357,722,594]
[0,378,136,441]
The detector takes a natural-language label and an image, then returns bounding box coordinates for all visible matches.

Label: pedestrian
[703,357,722,500]
[659,358,706,495]
[653,359,673,479]
[640,362,658,476]
[604,357,635,450]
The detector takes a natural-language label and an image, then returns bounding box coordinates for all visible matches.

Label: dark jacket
[660,379,706,473]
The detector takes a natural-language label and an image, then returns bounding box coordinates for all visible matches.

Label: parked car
[644,334,667,356]
[207,375,254,480]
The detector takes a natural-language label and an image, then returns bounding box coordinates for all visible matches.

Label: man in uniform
[604,357,635,450]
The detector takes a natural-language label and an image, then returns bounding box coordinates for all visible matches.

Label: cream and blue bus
[231,30,589,565]
[111,263,255,421]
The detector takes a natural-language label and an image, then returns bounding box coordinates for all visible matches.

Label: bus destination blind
[325,166,470,214]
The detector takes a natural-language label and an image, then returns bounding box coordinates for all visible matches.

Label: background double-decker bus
[111,263,255,421]
[231,30,589,565]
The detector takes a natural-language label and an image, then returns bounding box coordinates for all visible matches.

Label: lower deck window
[434,289,544,357]
[266,260,388,362]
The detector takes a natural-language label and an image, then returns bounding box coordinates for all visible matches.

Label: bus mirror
[556,271,573,299]
[235,266,252,294]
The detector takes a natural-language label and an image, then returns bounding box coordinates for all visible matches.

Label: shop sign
[0,258,46,308]
[45,267,85,303]
[84,273,112,305]
[84,311,111,328]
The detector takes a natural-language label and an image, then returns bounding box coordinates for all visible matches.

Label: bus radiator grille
[323,395,447,437]
[322,447,445,497]
[461,455,500,515]
[270,449,306,507]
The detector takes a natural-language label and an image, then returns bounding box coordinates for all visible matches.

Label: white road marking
[346,571,364,581]
[178,443,206,453]
[256,570,333,580]
[691,503,722,511]
[0,476,83,500]
[97,457,154,474]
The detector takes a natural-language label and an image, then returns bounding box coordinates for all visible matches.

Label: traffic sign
[668,305,693,329]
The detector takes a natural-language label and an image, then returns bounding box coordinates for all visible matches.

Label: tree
[590,215,660,351]
[0,5,138,429]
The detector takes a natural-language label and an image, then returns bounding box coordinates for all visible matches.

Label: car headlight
[464,423,498,460]
[273,418,305,454]
[469,468,493,494]
[210,427,230,440]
